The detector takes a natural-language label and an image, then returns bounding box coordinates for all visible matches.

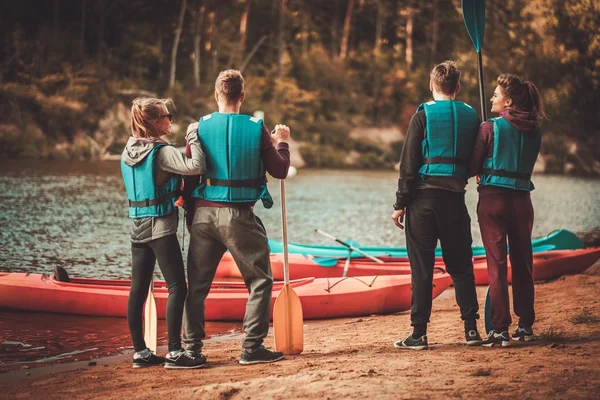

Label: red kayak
[215,248,600,285]
[0,272,452,320]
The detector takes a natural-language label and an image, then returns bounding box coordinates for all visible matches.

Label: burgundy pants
[477,191,535,332]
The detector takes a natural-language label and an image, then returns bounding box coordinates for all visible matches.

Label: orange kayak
[216,248,600,285]
[0,272,452,320]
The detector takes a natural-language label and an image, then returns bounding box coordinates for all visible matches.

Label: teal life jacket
[417,100,479,180]
[121,143,181,218]
[479,117,541,191]
[191,112,273,208]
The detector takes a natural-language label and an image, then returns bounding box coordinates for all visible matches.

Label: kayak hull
[268,229,583,258]
[0,272,452,320]
[216,248,600,285]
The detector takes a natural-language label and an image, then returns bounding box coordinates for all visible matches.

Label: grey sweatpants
[182,207,273,351]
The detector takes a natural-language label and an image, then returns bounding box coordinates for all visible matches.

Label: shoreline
[4,266,600,399]
[2,159,600,178]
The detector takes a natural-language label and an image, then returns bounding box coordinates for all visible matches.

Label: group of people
[392,61,545,350]
[121,70,290,369]
[120,61,545,369]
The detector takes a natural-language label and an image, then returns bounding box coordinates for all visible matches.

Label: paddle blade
[462,0,485,52]
[484,285,493,334]
[144,285,158,353]
[273,285,304,355]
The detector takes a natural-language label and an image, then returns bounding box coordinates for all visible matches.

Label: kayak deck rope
[324,275,379,293]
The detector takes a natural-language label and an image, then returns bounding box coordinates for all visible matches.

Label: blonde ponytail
[130,97,176,138]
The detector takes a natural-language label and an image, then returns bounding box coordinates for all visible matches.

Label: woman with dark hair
[469,74,547,347]
[121,97,206,368]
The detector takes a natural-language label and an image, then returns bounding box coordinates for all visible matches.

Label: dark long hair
[497,74,548,120]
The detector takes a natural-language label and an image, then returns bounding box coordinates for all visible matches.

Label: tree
[339,0,355,60]
[193,0,206,87]
[168,0,188,91]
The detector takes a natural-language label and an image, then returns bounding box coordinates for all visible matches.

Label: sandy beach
[3,262,600,400]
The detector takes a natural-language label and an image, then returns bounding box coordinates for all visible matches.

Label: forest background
[1,0,598,174]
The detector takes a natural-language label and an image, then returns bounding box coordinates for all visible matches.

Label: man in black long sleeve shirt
[391,61,481,350]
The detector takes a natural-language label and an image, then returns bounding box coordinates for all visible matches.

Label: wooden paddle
[462,0,487,121]
[315,229,385,264]
[464,0,491,336]
[143,278,158,353]
[273,179,304,354]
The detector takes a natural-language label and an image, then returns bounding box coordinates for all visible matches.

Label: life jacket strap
[201,176,267,188]
[128,190,182,207]
[482,168,531,180]
[423,156,469,166]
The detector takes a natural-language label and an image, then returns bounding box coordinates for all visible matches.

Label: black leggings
[128,234,187,352]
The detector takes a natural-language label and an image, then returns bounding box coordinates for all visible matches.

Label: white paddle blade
[144,283,158,353]
[273,285,304,355]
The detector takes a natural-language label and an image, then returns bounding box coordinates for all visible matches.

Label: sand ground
[3,263,600,400]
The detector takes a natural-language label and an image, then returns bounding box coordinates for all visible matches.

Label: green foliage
[0,0,597,171]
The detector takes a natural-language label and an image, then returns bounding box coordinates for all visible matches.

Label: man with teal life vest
[391,61,482,350]
[182,69,291,365]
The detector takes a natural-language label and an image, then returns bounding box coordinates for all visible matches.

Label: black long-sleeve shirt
[394,110,472,210]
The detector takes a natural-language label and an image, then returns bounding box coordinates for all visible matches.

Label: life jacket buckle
[206,178,212,186]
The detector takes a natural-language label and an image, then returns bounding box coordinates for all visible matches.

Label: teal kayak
[268,229,583,258]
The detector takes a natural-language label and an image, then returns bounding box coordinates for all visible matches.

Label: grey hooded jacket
[121,124,205,243]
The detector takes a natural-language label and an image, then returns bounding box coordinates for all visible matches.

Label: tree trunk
[240,35,267,71]
[157,32,164,81]
[193,0,206,87]
[210,11,220,78]
[80,0,87,55]
[237,0,252,68]
[339,0,355,60]
[277,0,286,80]
[430,0,438,61]
[330,3,338,59]
[301,0,309,57]
[374,0,383,54]
[168,0,188,91]
[405,3,414,69]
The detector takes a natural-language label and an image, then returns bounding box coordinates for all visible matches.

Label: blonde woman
[121,97,205,369]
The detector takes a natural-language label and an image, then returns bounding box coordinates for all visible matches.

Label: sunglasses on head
[160,113,174,122]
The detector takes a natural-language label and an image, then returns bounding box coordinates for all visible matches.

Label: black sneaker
[164,350,207,369]
[482,330,511,347]
[465,329,482,346]
[132,350,165,368]
[393,334,429,350]
[239,345,284,365]
[512,326,534,342]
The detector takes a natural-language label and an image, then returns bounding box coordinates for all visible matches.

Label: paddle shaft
[280,180,290,285]
[476,51,487,121]
[342,249,352,277]
[315,229,384,264]
[462,0,487,121]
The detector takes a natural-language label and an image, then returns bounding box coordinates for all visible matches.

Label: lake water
[1,160,599,279]
[0,161,599,369]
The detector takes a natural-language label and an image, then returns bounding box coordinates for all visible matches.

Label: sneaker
[239,345,284,365]
[482,330,511,348]
[465,329,482,346]
[164,350,207,369]
[132,349,165,368]
[512,326,535,342]
[393,334,429,350]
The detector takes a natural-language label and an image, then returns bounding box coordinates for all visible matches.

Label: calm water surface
[1,160,599,278]
[0,161,599,369]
